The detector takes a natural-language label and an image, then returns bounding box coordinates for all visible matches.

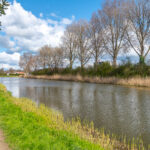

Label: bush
[97,62,113,77]
[111,63,133,77]
[32,63,150,78]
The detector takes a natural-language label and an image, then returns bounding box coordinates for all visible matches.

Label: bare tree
[46,46,54,69]
[74,20,91,69]
[100,0,129,67]
[38,45,64,70]
[126,0,150,64]
[89,12,105,69]
[52,47,64,70]
[19,53,33,73]
[0,68,4,74]
[39,45,50,69]
[30,55,40,71]
[8,68,15,74]
[62,24,77,69]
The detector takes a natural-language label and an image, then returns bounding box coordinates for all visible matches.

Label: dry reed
[25,75,150,88]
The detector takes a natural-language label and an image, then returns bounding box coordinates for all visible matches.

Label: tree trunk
[113,55,117,67]
[81,62,84,70]
[139,55,145,65]
[69,59,73,69]
[80,58,84,70]
[94,57,98,71]
[94,51,98,70]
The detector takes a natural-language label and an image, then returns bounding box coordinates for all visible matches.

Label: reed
[26,75,150,88]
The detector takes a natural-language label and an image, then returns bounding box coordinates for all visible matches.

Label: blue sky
[0,0,104,69]
[8,0,103,20]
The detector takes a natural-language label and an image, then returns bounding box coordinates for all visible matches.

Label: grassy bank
[0,84,104,150]
[26,75,150,88]
[0,75,19,77]
[0,84,145,150]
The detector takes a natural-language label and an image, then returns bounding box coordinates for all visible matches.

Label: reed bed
[26,75,150,88]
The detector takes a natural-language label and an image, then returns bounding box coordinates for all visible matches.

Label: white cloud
[0,52,20,69]
[47,19,58,25]
[61,16,75,25]
[1,1,74,52]
[0,1,74,69]
[61,18,72,25]
[50,13,58,18]
[39,13,43,17]
[0,64,19,70]
[0,35,15,49]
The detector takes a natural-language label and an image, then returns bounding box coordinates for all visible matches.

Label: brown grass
[25,75,150,88]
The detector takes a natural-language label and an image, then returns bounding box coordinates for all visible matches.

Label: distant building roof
[15,72,25,74]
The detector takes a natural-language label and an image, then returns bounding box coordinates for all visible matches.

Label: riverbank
[25,75,150,88]
[0,75,19,77]
[0,83,143,150]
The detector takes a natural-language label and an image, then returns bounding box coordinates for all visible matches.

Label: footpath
[0,130,10,150]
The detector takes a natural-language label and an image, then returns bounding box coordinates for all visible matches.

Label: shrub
[97,62,113,77]
[32,62,150,78]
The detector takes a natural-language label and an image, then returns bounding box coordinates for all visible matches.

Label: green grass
[0,84,105,150]
[0,75,19,77]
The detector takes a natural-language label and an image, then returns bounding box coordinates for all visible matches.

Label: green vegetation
[0,74,19,77]
[0,84,105,150]
[0,0,9,27]
[32,62,150,78]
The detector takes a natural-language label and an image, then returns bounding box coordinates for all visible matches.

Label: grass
[0,84,105,150]
[0,75,19,77]
[0,84,146,150]
[26,74,150,88]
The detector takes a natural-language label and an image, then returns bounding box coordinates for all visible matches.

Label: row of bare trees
[19,0,150,72]
[19,46,64,73]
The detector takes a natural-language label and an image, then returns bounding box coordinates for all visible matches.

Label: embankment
[25,75,150,88]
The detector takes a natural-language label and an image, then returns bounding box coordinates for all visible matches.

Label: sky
[8,0,103,20]
[0,0,103,69]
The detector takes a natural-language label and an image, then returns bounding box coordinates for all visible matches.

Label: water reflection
[0,77,150,146]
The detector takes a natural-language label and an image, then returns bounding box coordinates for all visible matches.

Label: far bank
[24,75,150,88]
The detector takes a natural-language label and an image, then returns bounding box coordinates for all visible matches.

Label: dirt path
[0,130,10,150]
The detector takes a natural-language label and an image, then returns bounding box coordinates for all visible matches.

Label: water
[0,77,150,146]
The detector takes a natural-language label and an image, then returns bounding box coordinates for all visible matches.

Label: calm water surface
[0,77,150,146]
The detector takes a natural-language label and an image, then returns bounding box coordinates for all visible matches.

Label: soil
[0,130,10,150]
